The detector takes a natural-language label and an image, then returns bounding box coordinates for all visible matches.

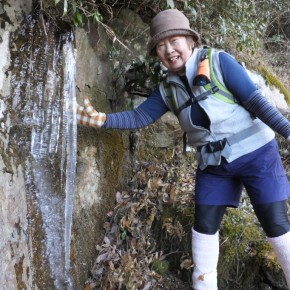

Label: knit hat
[148,9,201,56]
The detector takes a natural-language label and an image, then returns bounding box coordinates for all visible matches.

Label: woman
[77,9,290,289]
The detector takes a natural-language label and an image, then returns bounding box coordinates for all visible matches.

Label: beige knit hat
[148,9,201,56]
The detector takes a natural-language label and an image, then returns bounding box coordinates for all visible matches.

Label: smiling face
[156,35,195,73]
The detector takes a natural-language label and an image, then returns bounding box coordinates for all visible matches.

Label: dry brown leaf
[108,261,115,271]
[180,258,193,270]
[89,144,198,289]
[146,208,156,226]
[96,252,108,264]
[131,238,137,248]
[121,253,133,267]
[169,185,177,203]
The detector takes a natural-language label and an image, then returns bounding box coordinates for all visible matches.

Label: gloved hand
[77,96,106,128]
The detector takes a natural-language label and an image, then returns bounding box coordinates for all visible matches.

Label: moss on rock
[258,65,290,104]
[218,205,287,289]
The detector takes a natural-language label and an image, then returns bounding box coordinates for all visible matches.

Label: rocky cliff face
[0,1,135,289]
[0,1,35,288]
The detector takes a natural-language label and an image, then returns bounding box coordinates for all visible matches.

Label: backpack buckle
[211,85,219,94]
[204,138,227,153]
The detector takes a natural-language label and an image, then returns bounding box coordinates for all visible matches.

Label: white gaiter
[191,228,219,290]
[268,231,290,289]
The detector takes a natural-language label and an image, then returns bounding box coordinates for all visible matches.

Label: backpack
[163,47,237,117]
[162,47,238,154]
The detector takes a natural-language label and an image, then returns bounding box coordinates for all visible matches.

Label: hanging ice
[62,36,77,276]
[28,32,77,289]
[9,13,78,289]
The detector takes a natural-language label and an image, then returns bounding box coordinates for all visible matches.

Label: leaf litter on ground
[85,144,196,290]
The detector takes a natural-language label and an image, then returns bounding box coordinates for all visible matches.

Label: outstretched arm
[103,107,155,129]
[77,88,169,129]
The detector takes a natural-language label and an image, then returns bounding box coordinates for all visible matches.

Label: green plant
[52,0,103,26]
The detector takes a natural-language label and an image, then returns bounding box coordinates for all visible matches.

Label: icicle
[10,14,78,289]
[62,33,77,284]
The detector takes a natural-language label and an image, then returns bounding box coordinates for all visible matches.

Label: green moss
[217,207,286,289]
[102,130,127,180]
[258,65,290,104]
[152,260,169,275]
[161,206,194,233]
[253,240,281,269]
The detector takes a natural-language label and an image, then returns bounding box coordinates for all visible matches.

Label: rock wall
[73,8,150,288]
[0,1,35,288]
[0,1,148,289]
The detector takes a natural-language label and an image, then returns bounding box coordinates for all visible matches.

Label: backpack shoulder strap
[206,48,237,104]
[163,80,180,115]
[163,48,238,116]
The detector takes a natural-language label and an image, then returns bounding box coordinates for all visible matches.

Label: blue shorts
[195,139,290,207]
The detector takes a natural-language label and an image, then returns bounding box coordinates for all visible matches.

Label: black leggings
[194,200,290,237]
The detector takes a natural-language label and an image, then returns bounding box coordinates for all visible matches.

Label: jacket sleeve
[242,90,290,139]
[220,52,290,139]
[103,88,169,129]
[103,107,154,129]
